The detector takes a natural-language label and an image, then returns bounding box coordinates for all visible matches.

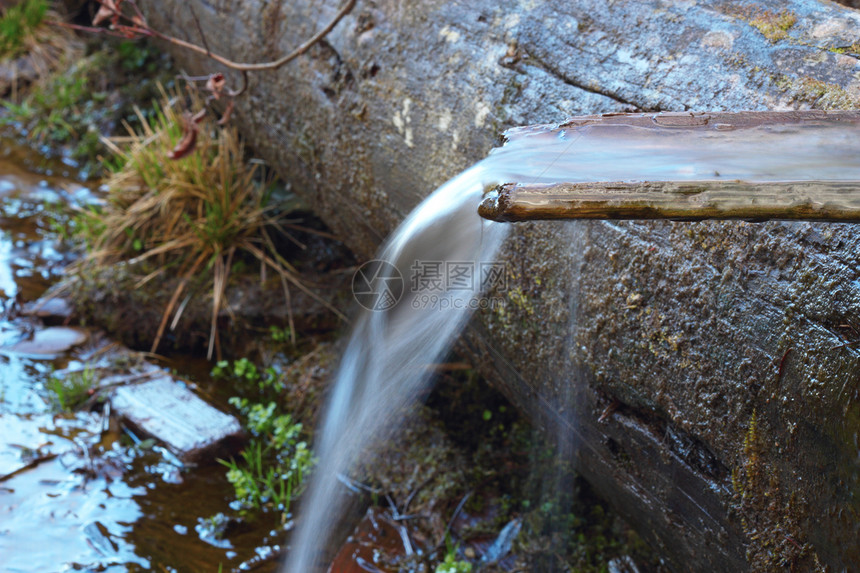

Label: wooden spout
[479,180,860,223]
[479,110,860,223]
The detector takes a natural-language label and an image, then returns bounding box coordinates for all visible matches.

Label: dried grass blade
[207,247,235,360]
[150,250,208,354]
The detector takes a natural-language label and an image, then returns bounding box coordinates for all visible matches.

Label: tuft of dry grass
[86,86,338,358]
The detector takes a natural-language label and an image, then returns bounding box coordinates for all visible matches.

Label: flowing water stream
[286,115,860,571]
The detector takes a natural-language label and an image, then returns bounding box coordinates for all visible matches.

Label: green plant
[116,40,157,72]
[45,365,97,412]
[1,55,104,164]
[435,537,472,573]
[0,0,48,59]
[219,396,314,519]
[1,33,176,178]
[269,325,292,343]
[212,358,260,382]
[73,206,108,247]
[0,98,32,123]
[211,358,281,394]
[22,73,88,142]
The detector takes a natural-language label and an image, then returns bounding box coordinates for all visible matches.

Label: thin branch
[126,0,147,25]
[177,73,212,82]
[187,2,210,56]
[138,0,356,72]
[441,490,472,546]
[226,70,248,97]
[52,20,136,38]
[56,0,351,110]
[53,0,355,73]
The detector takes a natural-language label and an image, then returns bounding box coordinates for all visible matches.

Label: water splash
[284,115,860,571]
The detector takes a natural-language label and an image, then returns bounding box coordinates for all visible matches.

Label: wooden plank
[110,376,244,463]
[553,110,860,130]
[482,111,860,223]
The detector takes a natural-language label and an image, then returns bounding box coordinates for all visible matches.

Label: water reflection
[0,153,259,572]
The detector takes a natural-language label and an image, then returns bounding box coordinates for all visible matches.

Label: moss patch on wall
[731,410,824,572]
[777,76,860,110]
[748,10,798,43]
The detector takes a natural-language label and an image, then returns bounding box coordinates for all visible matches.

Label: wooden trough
[480,111,860,223]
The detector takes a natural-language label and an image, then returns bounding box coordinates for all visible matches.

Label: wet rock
[3,325,88,356]
[479,518,521,566]
[20,295,74,323]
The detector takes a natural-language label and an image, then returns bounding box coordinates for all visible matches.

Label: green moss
[731,409,824,571]
[777,76,860,110]
[435,544,472,573]
[507,285,536,316]
[828,43,860,56]
[749,10,797,42]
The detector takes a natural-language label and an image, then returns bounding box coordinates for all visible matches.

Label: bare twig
[441,490,472,545]
[0,453,59,483]
[58,0,356,72]
[187,3,210,56]
[52,0,354,127]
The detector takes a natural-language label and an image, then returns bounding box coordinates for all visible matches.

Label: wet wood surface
[481,180,860,222]
[482,111,860,223]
